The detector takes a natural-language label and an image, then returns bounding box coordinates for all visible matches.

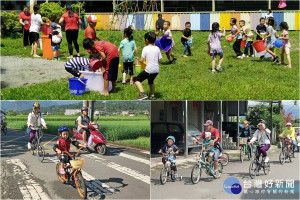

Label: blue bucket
[155,36,172,52]
[68,78,87,95]
[274,38,283,48]
[187,37,193,44]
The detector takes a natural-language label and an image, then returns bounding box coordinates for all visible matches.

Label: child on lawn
[49,22,62,60]
[263,17,279,63]
[181,21,192,57]
[230,18,243,58]
[255,17,267,40]
[54,126,85,174]
[278,22,292,68]
[134,32,162,100]
[118,28,138,85]
[207,22,225,73]
[163,21,177,64]
[239,20,254,57]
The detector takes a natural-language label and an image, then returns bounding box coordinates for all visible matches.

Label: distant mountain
[1,101,81,111]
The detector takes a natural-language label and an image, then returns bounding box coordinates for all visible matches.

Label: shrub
[40,2,65,22]
[0,11,21,37]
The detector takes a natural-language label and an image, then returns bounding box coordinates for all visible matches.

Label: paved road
[1,129,150,199]
[151,148,299,199]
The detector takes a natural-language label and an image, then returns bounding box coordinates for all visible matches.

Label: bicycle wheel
[247,146,252,160]
[288,150,293,162]
[191,164,201,184]
[160,167,168,185]
[219,153,229,166]
[279,150,286,164]
[37,144,44,162]
[30,143,36,155]
[75,172,87,199]
[263,162,270,175]
[56,163,67,183]
[240,146,245,163]
[212,162,223,179]
[249,160,258,179]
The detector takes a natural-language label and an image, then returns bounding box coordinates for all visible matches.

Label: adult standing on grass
[29,5,48,58]
[19,6,31,49]
[59,5,81,59]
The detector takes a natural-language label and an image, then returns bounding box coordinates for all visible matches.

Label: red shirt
[19,11,31,30]
[61,12,79,30]
[85,26,96,40]
[201,128,221,143]
[92,40,119,67]
[57,138,71,153]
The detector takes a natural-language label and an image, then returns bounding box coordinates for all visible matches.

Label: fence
[85,11,300,31]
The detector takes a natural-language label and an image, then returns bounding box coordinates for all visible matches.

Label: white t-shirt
[141,45,162,74]
[27,112,46,130]
[265,13,273,20]
[231,25,242,39]
[163,29,175,46]
[29,13,42,33]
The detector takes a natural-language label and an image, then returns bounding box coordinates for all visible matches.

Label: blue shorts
[52,45,60,51]
[210,51,223,57]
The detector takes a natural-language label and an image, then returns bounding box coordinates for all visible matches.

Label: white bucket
[79,71,112,93]
[254,50,272,58]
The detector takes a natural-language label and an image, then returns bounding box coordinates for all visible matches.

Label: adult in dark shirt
[155,13,165,36]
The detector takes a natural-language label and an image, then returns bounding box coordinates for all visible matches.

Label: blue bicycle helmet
[58,125,69,134]
[166,136,175,143]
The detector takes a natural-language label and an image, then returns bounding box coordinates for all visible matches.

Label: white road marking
[84,154,150,184]
[45,155,116,198]
[1,135,27,144]
[118,152,150,165]
[6,159,51,200]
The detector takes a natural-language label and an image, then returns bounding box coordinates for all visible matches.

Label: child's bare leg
[211,57,217,71]
[111,80,116,93]
[57,50,60,58]
[280,52,284,64]
[266,48,277,57]
[166,52,171,61]
[218,54,224,66]
[130,75,133,82]
[150,84,155,97]
[169,48,174,59]
[101,80,109,96]
[33,42,38,55]
[135,81,145,93]
[31,43,34,55]
[60,162,64,169]
[53,51,56,58]
[286,53,291,67]
[122,73,127,81]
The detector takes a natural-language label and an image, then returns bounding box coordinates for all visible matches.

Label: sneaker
[27,142,31,150]
[172,57,177,64]
[219,153,223,157]
[260,55,265,60]
[130,81,134,85]
[59,166,66,175]
[216,66,223,72]
[211,169,216,175]
[122,80,126,84]
[237,56,243,59]
[149,96,156,100]
[251,54,255,57]
[187,53,192,56]
[264,156,269,162]
[211,70,216,74]
[168,61,173,64]
[136,93,148,100]
[273,56,279,63]
[242,54,246,58]
[182,55,188,58]
[174,174,178,179]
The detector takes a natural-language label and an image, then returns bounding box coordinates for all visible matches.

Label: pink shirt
[281,30,290,47]
[61,12,79,30]
[201,128,221,143]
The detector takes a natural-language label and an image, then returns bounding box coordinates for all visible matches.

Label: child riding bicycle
[53,126,85,175]
[249,120,271,162]
[158,136,179,179]
[203,132,215,164]
[27,102,47,150]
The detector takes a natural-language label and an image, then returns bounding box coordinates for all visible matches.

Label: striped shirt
[64,57,91,71]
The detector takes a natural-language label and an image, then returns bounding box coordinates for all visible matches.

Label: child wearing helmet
[27,102,47,150]
[53,125,84,174]
[203,132,215,164]
[49,22,62,61]
[158,136,179,179]
[76,107,93,147]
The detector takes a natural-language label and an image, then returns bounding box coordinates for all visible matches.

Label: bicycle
[191,142,223,184]
[249,143,270,179]
[279,137,293,164]
[159,148,182,185]
[239,137,252,163]
[218,152,229,166]
[56,147,87,199]
[30,126,45,162]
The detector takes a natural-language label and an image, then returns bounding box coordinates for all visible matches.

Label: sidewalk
[151,145,281,169]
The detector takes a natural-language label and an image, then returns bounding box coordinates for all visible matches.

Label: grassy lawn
[6,115,150,149]
[1,30,299,100]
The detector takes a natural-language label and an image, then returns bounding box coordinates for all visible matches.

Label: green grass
[114,137,150,150]
[1,30,299,100]
[6,116,150,142]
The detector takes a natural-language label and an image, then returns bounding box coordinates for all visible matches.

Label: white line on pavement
[119,152,150,165]
[1,135,27,144]
[84,154,150,184]
[6,159,51,200]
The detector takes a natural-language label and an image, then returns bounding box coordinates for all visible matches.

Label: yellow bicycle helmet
[33,102,40,109]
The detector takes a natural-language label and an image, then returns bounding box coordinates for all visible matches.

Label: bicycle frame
[197,151,215,174]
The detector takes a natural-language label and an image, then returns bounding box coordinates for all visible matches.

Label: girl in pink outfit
[278,22,291,68]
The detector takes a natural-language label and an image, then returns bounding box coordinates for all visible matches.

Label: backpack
[75,115,90,130]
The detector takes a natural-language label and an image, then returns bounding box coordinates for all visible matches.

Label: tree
[40,2,65,22]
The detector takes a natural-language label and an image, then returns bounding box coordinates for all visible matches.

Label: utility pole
[268,0,271,9]
[160,0,164,12]
[89,101,94,121]
[212,0,215,12]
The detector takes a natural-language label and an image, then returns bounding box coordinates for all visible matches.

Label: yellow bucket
[141,60,146,70]
[70,158,85,169]
[118,64,121,73]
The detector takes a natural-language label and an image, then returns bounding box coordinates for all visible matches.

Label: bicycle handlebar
[62,147,84,157]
